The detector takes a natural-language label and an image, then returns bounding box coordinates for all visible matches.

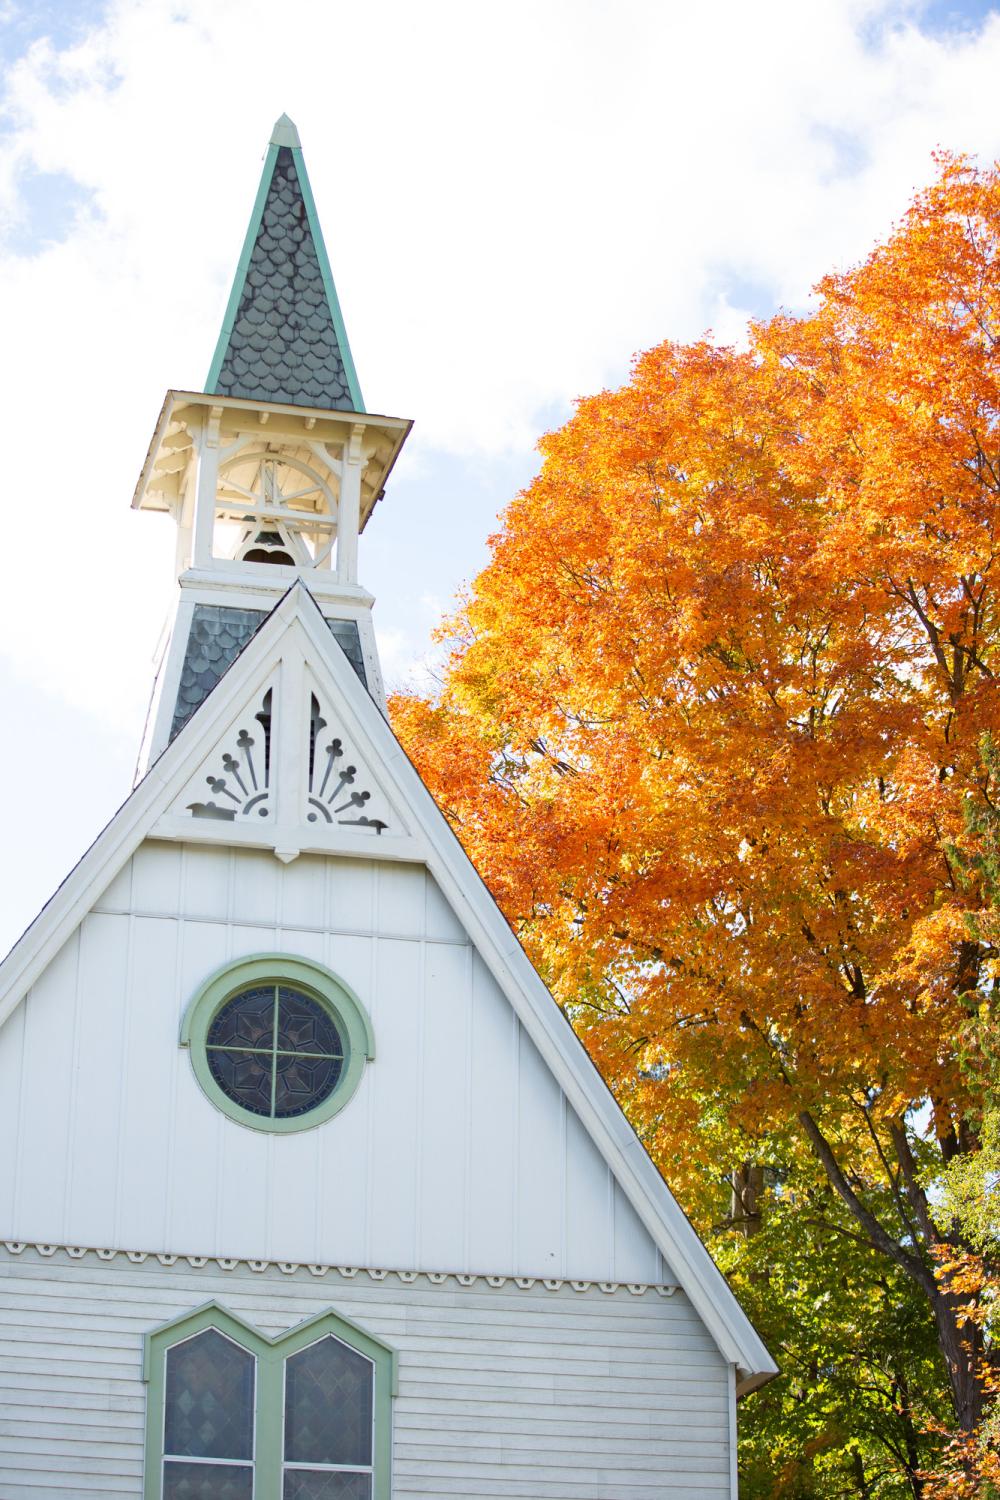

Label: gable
[0,584,775,1390]
[0,841,668,1289]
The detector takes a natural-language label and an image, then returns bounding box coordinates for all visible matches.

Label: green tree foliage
[725,1177,947,1500]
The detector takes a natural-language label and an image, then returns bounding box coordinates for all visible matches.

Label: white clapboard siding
[0,1246,731,1500]
[0,841,667,1284]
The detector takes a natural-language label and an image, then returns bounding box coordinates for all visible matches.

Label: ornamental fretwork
[187,690,273,821]
[307,696,388,834]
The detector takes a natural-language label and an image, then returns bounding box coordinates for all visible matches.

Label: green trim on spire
[205,141,280,395]
[293,143,365,411]
[205,118,365,412]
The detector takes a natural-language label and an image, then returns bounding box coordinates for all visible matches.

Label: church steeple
[132,117,411,773]
[206,115,364,412]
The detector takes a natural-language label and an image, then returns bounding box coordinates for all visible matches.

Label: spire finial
[270,113,301,148]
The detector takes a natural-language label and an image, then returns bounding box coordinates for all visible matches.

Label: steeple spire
[133,117,411,774]
[205,115,364,411]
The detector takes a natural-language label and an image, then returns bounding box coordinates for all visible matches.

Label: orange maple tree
[391,155,1000,1440]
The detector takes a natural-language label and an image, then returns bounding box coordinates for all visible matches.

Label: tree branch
[798,1108,937,1296]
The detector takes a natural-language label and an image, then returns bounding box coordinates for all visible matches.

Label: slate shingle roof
[326,619,367,683]
[170,605,368,740]
[211,147,357,411]
[170,606,266,739]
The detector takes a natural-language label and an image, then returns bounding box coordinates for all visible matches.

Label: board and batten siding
[0,840,669,1283]
[0,1245,732,1500]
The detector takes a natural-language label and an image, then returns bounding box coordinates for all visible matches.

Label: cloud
[2,0,1000,723]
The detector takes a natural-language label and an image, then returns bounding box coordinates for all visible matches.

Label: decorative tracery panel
[174,675,400,846]
[187,690,273,821]
[307,696,391,835]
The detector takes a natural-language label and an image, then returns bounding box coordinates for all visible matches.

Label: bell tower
[133,115,411,769]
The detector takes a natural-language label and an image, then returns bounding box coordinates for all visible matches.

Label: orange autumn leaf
[394,153,1000,1454]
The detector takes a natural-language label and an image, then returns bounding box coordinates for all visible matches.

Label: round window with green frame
[181,955,375,1133]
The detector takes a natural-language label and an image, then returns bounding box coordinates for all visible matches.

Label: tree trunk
[850,1449,873,1500]
[932,1284,985,1434]
[798,1107,987,1433]
[730,1162,764,1237]
[891,1364,925,1500]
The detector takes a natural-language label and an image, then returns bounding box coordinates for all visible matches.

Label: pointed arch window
[284,1335,376,1495]
[144,1303,395,1500]
[162,1328,255,1496]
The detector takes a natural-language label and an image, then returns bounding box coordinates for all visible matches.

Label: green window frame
[143,1300,397,1500]
[181,954,375,1134]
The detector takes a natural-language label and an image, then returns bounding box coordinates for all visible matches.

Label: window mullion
[254,1345,284,1499]
[163,1455,252,1467]
[284,1461,373,1472]
[373,1354,394,1500]
[269,985,279,1119]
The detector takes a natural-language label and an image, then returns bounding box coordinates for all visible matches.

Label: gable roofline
[205,115,365,411]
[0,584,776,1394]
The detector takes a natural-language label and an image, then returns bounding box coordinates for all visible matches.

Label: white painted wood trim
[133,390,412,527]
[336,424,364,585]
[192,410,222,569]
[147,816,424,861]
[356,611,387,713]
[145,597,197,768]
[729,1363,739,1500]
[0,1240,679,1294]
[174,572,375,611]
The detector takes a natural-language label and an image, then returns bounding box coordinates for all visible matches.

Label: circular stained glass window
[206,985,345,1120]
[182,956,374,1133]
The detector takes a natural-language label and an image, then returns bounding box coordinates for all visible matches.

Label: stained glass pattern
[163,1461,254,1500]
[284,1471,372,1500]
[208,1047,274,1116]
[164,1330,254,1459]
[205,984,345,1120]
[284,1337,374,1466]
[274,1052,344,1117]
[209,987,275,1049]
[276,990,341,1055]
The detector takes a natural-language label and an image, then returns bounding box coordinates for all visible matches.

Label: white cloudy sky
[1,0,999,952]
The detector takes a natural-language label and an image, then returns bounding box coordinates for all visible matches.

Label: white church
[0,116,775,1499]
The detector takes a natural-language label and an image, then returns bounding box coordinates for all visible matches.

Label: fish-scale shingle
[170,606,266,739]
[211,147,357,411]
[170,606,369,739]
